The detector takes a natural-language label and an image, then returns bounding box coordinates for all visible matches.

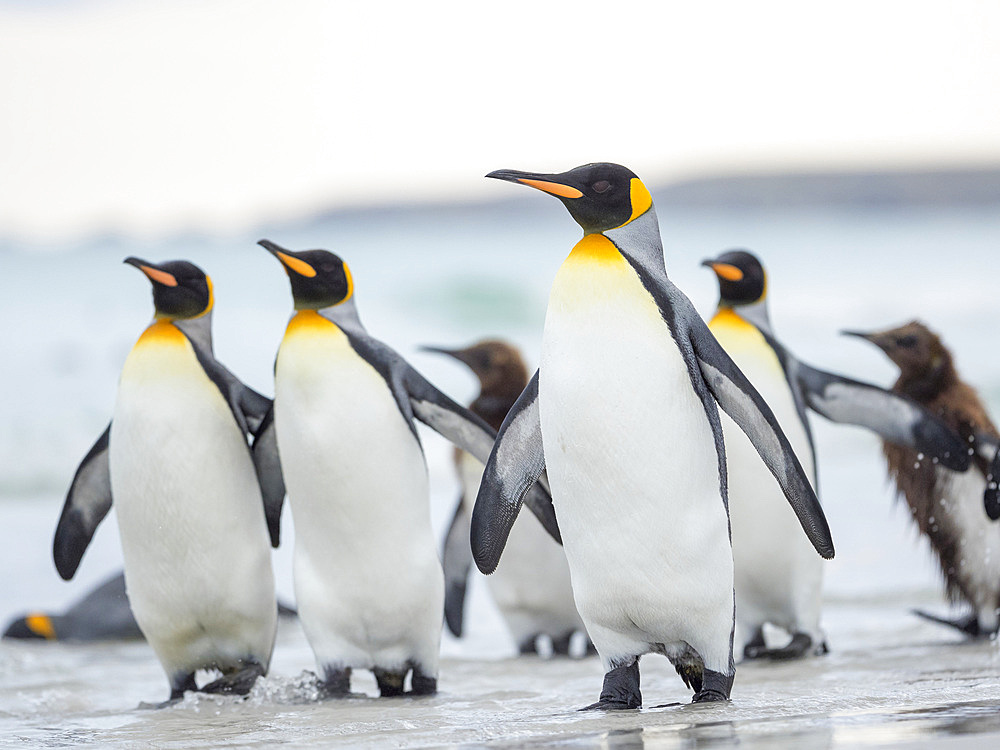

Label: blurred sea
[1,195,998,746]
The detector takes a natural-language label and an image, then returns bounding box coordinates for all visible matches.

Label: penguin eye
[591,180,611,194]
[896,335,918,349]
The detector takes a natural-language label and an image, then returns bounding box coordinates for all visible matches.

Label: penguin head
[422,339,528,394]
[702,250,767,307]
[3,612,59,640]
[260,239,354,310]
[843,320,952,377]
[486,163,653,234]
[124,257,213,320]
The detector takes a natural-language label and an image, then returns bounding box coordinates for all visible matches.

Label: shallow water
[3,601,1000,748]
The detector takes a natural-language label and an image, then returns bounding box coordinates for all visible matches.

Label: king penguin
[702,250,969,660]
[472,163,835,709]
[52,258,281,703]
[426,340,588,656]
[259,240,559,697]
[844,321,1000,636]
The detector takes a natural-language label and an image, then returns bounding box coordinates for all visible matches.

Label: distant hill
[655,167,1000,208]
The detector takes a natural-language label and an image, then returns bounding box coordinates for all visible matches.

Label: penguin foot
[374,668,406,698]
[408,667,437,697]
[742,630,767,660]
[691,668,733,703]
[912,609,992,638]
[765,633,814,661]
[319,665,352,697]
[580,660,641,711]
[201,662,265,696]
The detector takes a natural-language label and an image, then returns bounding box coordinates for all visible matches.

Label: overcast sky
[2,0,999,241]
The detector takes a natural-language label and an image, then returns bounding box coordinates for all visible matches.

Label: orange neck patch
[566,233,625,265]
[284,309,338,337]
[135,320,187,347]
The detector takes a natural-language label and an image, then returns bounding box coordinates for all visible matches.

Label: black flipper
[688,324,834,559]
[794,359,970,472]
[251,404,285,547]
[53,424,113,580]
[405,364,560,552]
[985,446,1000,521]
[441,498,472,637]
[184,334,271,437]
[471,370,560,575]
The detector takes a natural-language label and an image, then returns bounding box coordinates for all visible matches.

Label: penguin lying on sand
[259,240,558,698]
[845,321,1000,637]
[425,340,588,656]
[53,258,281,703]
[702,250,969,660]
[4,572,142,641]
[473,163,834,709]
[3,572,297,643]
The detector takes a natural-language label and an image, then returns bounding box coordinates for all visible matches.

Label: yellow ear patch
[517,178,584,199]
[277,251,317,278]
[710,263,744,282]
[621,178,652,226]
[26,613,56,640]
[140,265,178,287]
[340,262,354,304]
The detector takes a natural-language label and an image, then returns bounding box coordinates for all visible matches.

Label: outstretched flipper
[441,498,472,637]
[404,364,560,551]
[793,359,970,471]
[472,371,559,574]
[53,425,113,580]
[688,324,834,559]
[252,404,285,547]
[985,446,1000,521]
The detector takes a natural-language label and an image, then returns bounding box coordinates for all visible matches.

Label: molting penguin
[702,250,969,660]
[844,321,1000,636]
[425,340,588,656]
[53,258,280,702]
[260,240,559,697]
[472,163,835,709]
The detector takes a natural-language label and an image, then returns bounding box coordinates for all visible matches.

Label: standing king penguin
[426,340,587,655]
[53,259,280,703]
[472,164,835,708]
[259,240,559,697]
[845,321,1000,636]
[702,250,969,660]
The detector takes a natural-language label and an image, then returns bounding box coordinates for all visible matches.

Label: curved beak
[259,239,316,278]
[420,345,470,365]
[123,256,177,287]
[700,259,743,282]
[486,169,584,199]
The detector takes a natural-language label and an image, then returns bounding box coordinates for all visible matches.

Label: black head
[842,320,951,378]
[123,257,213,319]
[260,239,354,310]
[701,249,767,306]
[486,162,653,234]
[421,339,528,393]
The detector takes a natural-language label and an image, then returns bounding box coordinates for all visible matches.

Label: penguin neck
[316,296,366,335]
[602,208,668,282]
[725,298,772,335]
[172,312,214,353]
[895,352,958,403]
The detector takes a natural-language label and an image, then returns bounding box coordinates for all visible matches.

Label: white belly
[710,312,822,647]
[458,452,584,646]
[274,312,443,673]
[538,237,733,672]
[110,322,276,676]
[934,465,1000,631]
